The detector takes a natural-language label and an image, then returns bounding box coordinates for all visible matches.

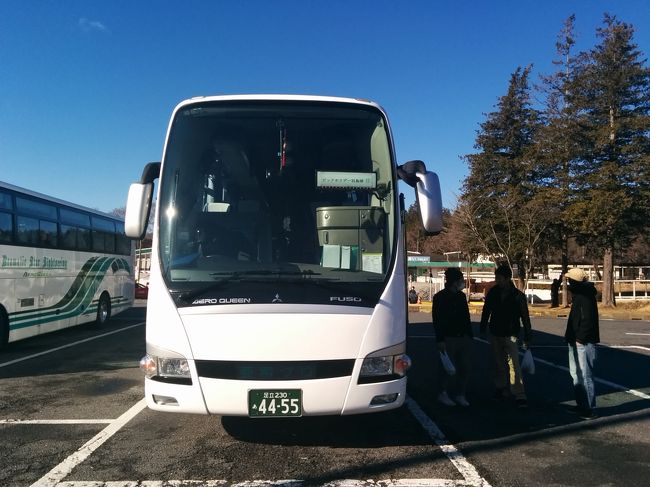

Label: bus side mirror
[397,160,443,235]
[125,183,153,239]
[125,162,160,240]
[415,171,443,234]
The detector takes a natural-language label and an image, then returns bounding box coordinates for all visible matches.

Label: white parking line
[0,323,144,368]
[607,345,650,352]
[0,419,113,424]
[57,483,303,487]
[406,397,492,487]
[503,344,650,352]
[29,398,147,487]
[531,355,650,401]
[26,397,488,486]
[625,332,650,336]
[411,337,650,353]
[29,398,490,487]
[55,480,480,486]
[473,337,650,401]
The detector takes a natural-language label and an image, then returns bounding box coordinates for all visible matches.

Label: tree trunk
[514,262,525,291]
[602,248,615,307]
[561,238,569,307]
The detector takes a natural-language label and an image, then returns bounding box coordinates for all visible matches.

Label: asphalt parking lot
[1,305,649,487]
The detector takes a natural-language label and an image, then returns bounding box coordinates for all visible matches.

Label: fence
[414,278,650,303]
[611,280,650,300]
[525,279,650,303]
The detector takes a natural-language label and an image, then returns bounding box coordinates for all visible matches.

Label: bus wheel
[0,308,8,350]
[96,293,112,325]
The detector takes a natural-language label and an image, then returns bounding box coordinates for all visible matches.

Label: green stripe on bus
[9,257,109,326]
[9,257,99,318]
[8,256,133,330]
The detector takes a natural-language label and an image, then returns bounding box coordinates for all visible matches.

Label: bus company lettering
[192,297,252,305]
[23,271,51,278]
[1,255,68,270]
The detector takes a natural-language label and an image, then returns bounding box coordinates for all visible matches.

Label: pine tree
[537,15,589,305]
[567,14,650,306]
[460,66,546,287]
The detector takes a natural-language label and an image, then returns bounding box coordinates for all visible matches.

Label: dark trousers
[439,336,473,397]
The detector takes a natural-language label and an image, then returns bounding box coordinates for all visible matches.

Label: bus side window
[0,211,13,243]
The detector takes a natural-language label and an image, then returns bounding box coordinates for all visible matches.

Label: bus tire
[96,292,112,325]
[0,307,9,351]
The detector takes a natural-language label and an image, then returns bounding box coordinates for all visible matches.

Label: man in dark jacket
[565,267,600,419]
[480,264,532,408]
[408,286,419,304]
[432,267,473,407]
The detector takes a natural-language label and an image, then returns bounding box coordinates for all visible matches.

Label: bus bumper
[202,375,405,416]
[143,375,406,416]
[143,376,208,414]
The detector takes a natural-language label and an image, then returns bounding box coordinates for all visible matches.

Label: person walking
[550,278,561,308]
[408,286,419,304]
[564,268,600,420]
[480,264,532,408]
[432,268,473,407]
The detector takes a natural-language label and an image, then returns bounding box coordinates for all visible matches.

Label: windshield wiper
[177,272,259,303]
[209,269,322,278]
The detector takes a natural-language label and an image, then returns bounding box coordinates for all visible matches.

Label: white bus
[0,181,134,349]
[126,95,442,417]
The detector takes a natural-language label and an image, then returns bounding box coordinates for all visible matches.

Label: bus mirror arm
[125,162,160,240]
[140,162,161,184]
[397,160,443,235]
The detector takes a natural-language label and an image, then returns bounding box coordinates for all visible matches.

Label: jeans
[568,342,597,411]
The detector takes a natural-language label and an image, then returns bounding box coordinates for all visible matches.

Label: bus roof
[0,179,123,222]
[174,94,385,112]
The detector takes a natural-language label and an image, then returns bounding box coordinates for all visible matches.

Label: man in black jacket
[565,267,600,419]
[432,267,473,407]
[480,264,532,408]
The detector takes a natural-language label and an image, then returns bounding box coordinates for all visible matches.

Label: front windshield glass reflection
[158,101,396,305]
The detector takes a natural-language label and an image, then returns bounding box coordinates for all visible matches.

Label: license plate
[248,389,302,417]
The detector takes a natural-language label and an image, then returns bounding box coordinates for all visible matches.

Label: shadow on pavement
[406,320,650,445]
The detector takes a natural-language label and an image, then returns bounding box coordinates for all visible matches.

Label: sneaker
[454,395,470,407]
[437,391,456,406]
[579,409,598,420]
[516,399,528,409]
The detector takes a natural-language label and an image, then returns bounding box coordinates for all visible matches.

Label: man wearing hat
[565,267,600,419]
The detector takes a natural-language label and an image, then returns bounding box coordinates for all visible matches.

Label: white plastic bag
[521,349,535,375]
[439,351,456,376]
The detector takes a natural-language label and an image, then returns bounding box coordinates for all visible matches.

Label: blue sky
[1,1,649,213]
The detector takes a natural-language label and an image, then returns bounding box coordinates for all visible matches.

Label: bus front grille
[195,359,355,381]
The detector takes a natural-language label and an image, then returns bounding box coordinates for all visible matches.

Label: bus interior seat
[197,204,271,263]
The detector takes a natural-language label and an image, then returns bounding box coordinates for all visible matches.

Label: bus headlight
[359,352,411,383]
[140,354,191,379]
[360,356,393,377]
[158,357,191,378]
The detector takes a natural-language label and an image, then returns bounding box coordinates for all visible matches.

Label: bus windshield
[158,101,397,307]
